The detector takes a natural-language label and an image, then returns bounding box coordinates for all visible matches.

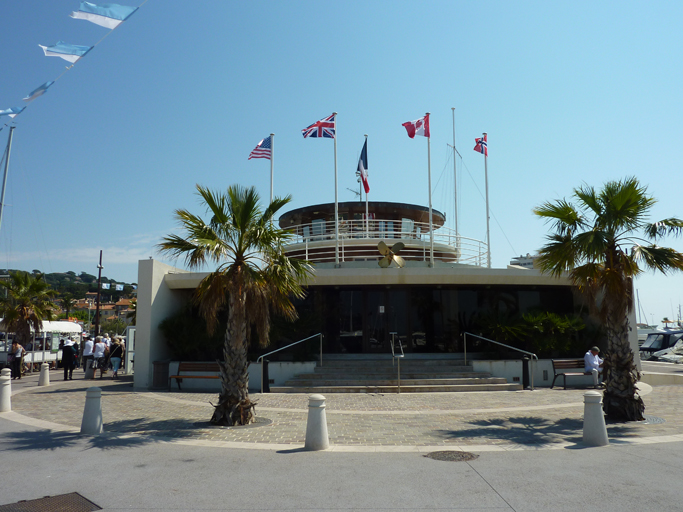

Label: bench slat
[169,362,222,391]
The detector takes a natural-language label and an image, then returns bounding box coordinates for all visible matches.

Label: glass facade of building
[279,284,575,355]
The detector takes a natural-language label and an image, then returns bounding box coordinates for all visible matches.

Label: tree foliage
[158,184,312,426]
[534,177,683,420]
[0,272,57,345]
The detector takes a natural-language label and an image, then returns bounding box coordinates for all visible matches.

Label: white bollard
[583,390,609,446]
[0,368,11,412]
[304,393,329,451]
[80,387,103,435]
[84,359,95,380]
[38,362,50,386]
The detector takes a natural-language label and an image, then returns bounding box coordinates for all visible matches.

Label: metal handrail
[463,332,538,390]
[390,332,404,393]
[257,333,323,394]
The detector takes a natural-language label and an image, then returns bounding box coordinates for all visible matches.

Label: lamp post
[94,251,103,337]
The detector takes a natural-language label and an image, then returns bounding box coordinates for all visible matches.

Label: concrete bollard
[583,390,609,446]
[38,362,50,386]
[80,387,103,435]
[304,393,329,451]
[84,359,95,380]
[0,368,11,412]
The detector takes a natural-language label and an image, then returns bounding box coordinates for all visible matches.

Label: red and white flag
[402,114,430,138]
[474,134,488,157]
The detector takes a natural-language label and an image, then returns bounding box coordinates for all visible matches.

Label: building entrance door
[364,290,388,353]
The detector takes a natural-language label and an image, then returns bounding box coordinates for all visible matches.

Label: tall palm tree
[60,293,75,321]
[534,177,683,420]
[158,184,312,426]
[0,272,57,346]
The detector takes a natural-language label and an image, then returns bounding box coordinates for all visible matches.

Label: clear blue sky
[1,1,682,326]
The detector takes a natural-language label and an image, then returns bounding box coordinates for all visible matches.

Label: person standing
[62,339,77,381]
[9,341,25,380]
[109,337,124,379]
[82,335,94,375]
[92,336,107,380]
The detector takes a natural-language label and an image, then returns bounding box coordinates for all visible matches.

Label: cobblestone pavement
[6,370,683,450]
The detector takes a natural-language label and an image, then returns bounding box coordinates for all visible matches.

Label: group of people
[81,333,126,380]
[6,332,126,381]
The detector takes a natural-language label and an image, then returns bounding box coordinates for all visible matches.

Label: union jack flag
[474,133,488,157]
[302,113,336,139]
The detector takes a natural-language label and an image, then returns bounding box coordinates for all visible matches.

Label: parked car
[640,330,683,360]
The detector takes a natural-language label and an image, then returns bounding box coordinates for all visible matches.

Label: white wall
[134,260,187,390]
[164,361,318,392]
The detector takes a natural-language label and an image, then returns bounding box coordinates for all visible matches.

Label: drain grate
[0,492,101,512]
[643,415,666,424]
[424,450,479,462]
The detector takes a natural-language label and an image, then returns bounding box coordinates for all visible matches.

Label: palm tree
[60,293,75,321]
[0,272,57,346]
[158,184,312,426]
[126,298,137,325]
[534,177,683,420]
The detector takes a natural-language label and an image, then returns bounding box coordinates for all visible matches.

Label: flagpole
[364,134,369,238]
[269,133,274,204]
[0,126,15,234]
[333,112,339,266]
[451,108,459,253]
[483,132,491,268]
[426,112,434,267]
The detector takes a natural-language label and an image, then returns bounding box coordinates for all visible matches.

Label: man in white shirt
[584,346,604,387]
[82,336,94,374]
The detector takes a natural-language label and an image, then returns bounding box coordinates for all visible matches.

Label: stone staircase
[270,355,522,393]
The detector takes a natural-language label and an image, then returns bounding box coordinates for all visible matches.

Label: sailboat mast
[0,126,16,233]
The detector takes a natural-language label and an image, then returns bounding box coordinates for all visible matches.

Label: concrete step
[270,383,523,393]
[318,360,469,368]
[291,372,494,380]
[285,377,508,386]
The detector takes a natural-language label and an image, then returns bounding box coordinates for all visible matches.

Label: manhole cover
[194,416,272,429]
[0,492,101,511]
[424,451,479,462]
[643,415,665,424]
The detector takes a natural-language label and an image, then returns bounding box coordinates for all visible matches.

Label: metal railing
[389,332,405,393]
[256,333,323,394]
[463,332,538,390]
[282,218,488,267]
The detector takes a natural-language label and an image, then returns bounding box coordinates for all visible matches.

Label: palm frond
[645,218,683,239]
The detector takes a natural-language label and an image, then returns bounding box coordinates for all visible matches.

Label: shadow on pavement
[433,415,585,445]
[433,414,646,446]
[102,417,212,438]
[0,429,161,452]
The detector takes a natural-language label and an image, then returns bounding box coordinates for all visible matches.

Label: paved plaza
[2,369,683,511]
[5,368,683,451]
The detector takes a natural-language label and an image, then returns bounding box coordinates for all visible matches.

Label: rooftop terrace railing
[283,218,488,267]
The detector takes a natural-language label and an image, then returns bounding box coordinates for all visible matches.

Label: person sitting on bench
[584,346,604,387]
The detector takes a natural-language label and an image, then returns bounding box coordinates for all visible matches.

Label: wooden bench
[550,359,595,389]
[169,362,221,390]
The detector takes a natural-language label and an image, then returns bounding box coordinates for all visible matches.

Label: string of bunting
[0,1,146,131]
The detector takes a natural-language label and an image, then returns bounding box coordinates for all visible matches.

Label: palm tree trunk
[210,295,256,426]
[603,311,644,421]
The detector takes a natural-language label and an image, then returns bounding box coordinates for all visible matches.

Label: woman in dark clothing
[62,339,77,381]
[9,341,25,380]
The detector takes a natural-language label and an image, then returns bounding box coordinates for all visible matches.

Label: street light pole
[95,250,103,337]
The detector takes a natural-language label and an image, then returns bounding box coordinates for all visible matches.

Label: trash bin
[522,356,530,389]
[152,360,170,390]
[262,359,270,393]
